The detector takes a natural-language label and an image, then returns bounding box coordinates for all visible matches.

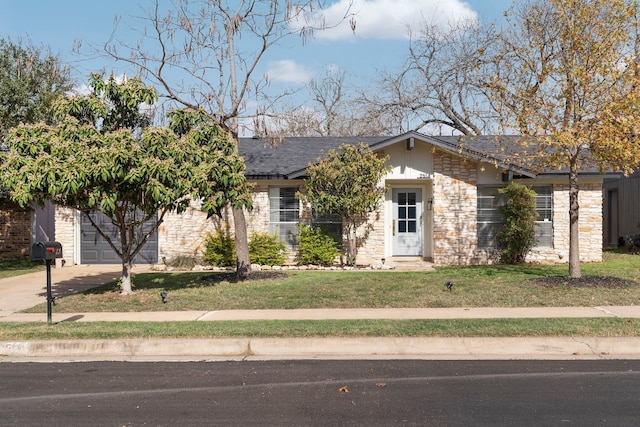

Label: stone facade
[158,201,227,261]
[150,153,606,267]
[431,150,480,265]
[526,182,603,263]
[352,205,385,265]
[0,203,32,261]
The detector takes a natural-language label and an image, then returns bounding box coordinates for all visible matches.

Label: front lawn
[22,251,640,313]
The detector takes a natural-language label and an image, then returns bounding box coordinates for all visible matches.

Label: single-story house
[47,131,614,267]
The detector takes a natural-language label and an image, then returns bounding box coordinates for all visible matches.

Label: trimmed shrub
[203,230,236,267]
[497,182,537,264]
[295,224,340,266]
[249,232,286,266]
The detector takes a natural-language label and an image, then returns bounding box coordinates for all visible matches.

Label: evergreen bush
[295,224,340,266]
[497,182,538,264]
[203,230,236,267]
[248,232,286,265]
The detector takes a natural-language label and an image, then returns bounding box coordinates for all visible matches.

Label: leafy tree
[0,74,251,294]
[103,0,353,279]
[489,0,640,278]
[300,143,390,265]
[497,182,537,264]
[0,38,73,137]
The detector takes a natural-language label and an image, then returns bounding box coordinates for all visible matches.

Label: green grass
[0,259,45,279]
[6,251,640,340]
[22,251,640,313]
[0,318,639,340]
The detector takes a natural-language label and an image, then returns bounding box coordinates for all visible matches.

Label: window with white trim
[477,186,505,249]
[477,185,553,249]
[269,187,300,248]
[532,186,553,247]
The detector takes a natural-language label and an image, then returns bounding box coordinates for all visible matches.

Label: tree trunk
[346,220,357,266]
[233,206,251,280]
[120,260,134,295]
[568,166,581,279]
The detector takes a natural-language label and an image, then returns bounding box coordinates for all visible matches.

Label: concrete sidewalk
[1,265,640,361]
[3,306,640,323]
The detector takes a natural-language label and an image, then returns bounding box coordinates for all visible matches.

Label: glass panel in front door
[397,191,417,234]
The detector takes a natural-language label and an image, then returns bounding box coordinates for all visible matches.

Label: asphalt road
[2,360,640,426]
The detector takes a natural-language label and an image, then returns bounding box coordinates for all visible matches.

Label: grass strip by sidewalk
[1,318,639,340]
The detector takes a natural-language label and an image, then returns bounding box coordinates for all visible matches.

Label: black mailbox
[32,241,63,261]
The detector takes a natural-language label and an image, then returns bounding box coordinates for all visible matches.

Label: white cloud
[265,59,314,83]
[295,0,478,41]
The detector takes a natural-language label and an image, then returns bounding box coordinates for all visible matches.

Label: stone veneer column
[432,151,479,265]
[54,206,76,264]
[351,204,385,265]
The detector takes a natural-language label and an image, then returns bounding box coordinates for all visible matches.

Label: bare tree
[264,67,394,137]
[367,18,499,135]
[104,0,352,278]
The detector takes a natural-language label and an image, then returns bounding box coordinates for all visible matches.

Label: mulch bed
[527,275,640,289]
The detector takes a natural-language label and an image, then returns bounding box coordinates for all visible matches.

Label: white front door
[392,188,422,256]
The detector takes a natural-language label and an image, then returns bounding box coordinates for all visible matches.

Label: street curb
[2,337,640,362]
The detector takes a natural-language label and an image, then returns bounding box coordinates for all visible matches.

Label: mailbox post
[32,242,63,324]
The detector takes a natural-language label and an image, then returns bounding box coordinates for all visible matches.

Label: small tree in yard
[489,0,640,278]
[0,74,251,294]
[301,143,391,265]
[497,182,537,264]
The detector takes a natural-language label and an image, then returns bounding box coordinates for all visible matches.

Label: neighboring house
[0,197,55,261]
[0,199,31,261]
[51,131,614,267]
[602,170,640,247]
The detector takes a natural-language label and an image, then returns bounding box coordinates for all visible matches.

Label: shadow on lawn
[80,271,288,295]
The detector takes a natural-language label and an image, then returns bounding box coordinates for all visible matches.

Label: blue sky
[1,0,512,81]
[1,0,513,129]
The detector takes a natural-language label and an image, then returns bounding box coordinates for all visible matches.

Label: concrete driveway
[0,264,145,317]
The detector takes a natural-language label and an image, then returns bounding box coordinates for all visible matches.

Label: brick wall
[0,203,32,260]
